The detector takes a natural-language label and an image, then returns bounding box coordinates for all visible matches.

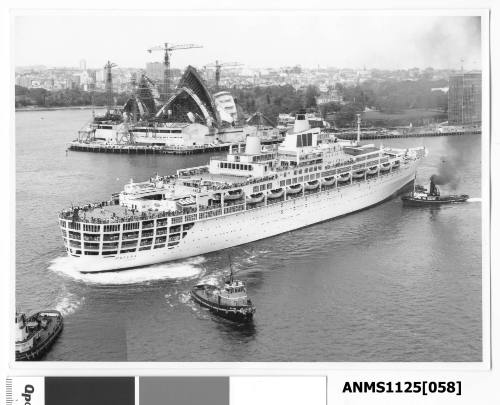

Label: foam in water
[467,197,482,202]
[198,273,223,286]
[178,291,201,313]
[48,256,205,285]
[52,291,85,316]
[178,292,192,304]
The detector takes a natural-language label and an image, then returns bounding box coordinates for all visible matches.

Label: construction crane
[147,42,203,102]
[104,61,117,113]
[204,60,243,91]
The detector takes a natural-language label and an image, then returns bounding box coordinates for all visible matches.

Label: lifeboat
[224,189,243,200]
[392,160,400,168]
[304,180,320,190]
[352,169,366,179]
[321,176,336,186]
[380,162,391,171]
[246,192,264,204]
[287,184,303,194]
[267,188,284,199]
[367,166,378,175]
[212,192,222,201]
[337,172,351,182]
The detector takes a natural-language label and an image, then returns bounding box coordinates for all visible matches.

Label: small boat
[267,188,284,199]
[321,176,335,186]
[246,192,264,204]
[15,310,63,361]
[352,169,365,179]
[337,172,351,182]
[401,179,469,205]
[304,180,319,190]
[224,189,243,200]
[367,166,378,175]
[286,184,303,194]
[392,160,400,168]
[190,258,255,323]
[380,162,391,171]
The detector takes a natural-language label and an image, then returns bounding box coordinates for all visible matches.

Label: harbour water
[16,109,483,362]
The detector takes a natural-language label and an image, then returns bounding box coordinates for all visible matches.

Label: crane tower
[147,42,203,102]
[204,60,243,91]
[104,61,117,113]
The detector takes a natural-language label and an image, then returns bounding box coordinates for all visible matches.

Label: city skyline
[14,14,481,71]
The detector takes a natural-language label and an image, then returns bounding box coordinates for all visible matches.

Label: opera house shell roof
[156,65,222,128]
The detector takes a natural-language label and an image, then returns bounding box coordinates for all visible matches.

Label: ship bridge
[208,136,276,178]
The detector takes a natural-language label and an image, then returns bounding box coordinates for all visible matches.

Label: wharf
[68,128,481,155]
[68,138,283,155]
[335,128,481,140]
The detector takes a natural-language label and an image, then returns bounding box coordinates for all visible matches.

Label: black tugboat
[401,177,469,206]
[15,310,63,361]
[190,259,255,323]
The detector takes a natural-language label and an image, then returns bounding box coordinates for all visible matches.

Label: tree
[304,85,319,108]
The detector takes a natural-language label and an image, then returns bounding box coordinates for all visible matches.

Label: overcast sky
[14,13,482,70]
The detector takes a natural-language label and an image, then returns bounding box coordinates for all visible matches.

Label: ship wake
[466,197,482,202]
[48,256,205,285]
[52,290,85,316]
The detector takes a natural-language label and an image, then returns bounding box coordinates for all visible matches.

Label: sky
[14,13,482,70]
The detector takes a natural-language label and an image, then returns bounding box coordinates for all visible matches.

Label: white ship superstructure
[59,113,426,272]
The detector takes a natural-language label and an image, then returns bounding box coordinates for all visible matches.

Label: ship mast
[356,113,361,145]
[228,254,234,284]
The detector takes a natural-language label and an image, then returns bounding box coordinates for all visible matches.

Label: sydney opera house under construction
[76,65,279,149]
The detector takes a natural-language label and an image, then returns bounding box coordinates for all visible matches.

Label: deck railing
[60,155,414,226]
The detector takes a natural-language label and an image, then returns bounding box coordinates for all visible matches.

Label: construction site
[69,42,283,154]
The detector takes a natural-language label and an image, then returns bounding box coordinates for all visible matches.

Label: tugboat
[15,310,63,361]
[401,177,469,206]
[190,259,255,323]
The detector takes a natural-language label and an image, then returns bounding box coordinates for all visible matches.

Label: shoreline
[15,106,105,112]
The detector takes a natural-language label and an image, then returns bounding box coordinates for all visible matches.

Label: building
[146,62,164,82]
[79,59,87,70]
[448,72,482,125]
[316,89,344,105]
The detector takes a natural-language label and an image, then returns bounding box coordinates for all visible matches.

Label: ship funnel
[293,113,310,133]
[245,136,261,155]
[429,177,439,196]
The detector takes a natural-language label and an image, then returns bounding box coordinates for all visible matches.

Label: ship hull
[67,164,416,273]
[401,195,469,206]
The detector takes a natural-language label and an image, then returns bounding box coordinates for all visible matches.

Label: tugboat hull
[401,195,469,206]
[16,311,63,361]
[190,290,255,323]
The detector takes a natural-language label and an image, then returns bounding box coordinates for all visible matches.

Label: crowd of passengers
[61,203,200,224]
[60,153,399,224]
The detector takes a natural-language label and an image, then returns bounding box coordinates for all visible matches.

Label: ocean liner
[59,114,426,272]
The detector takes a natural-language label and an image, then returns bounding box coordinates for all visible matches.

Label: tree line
[16,77,449,127]
[15,86,129,108]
